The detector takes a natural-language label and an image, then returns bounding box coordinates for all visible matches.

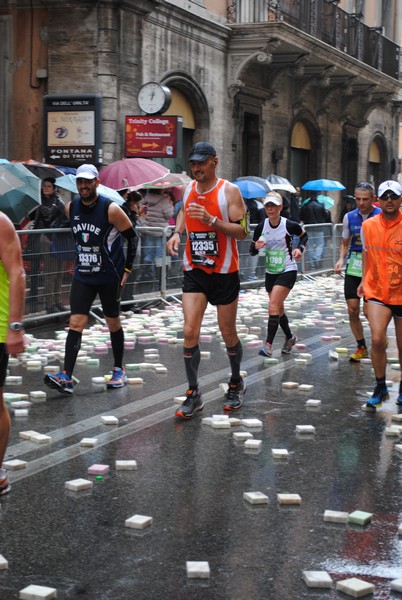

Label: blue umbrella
[55,174,124,205]
[301,179,345,191]
[0,163,41,224]
[232,179,267,199]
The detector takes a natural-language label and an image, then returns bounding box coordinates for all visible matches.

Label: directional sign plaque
[43,94,102,166]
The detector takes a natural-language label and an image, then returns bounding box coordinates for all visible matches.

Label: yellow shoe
[349,346,369,362]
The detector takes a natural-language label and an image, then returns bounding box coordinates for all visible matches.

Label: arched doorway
[289,121,311,187]
[163,87,196,173]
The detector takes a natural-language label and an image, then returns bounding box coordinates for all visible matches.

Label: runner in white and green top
[250,191,308,358]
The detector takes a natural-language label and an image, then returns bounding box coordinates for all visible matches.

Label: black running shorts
[367,299,402,318]
[265,270,297,294]
[344,274,361,300]
[0,344,9,388]
[182,269,240,306]
[70,278,121,318]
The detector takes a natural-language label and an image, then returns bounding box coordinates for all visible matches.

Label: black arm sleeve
[120,226,138,272]
[249,221,264,256]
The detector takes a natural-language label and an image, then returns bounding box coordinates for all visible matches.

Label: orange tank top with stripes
[183,179,239,274]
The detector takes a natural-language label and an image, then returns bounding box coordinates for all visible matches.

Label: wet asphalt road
[1,275,402,599]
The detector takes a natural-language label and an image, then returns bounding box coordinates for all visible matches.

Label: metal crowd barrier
[19,224,344,322]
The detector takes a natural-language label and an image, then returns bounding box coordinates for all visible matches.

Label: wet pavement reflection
[1,275,402,599]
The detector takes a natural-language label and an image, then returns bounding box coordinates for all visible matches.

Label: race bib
[77,246,102,273]
[189,231,218,268]
[346,251,362,277]
[265,249,286,274]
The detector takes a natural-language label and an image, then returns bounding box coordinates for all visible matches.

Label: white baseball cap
[263,192,283,206]
[76,164,99,179]
[378,180,402,198]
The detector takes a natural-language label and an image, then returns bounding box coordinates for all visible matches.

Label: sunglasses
[380,192,401,200]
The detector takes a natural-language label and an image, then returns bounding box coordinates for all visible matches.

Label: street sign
[125,115,182,158]
[43,94,102,166]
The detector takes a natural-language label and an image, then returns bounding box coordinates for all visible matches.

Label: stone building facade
[0,0,401,204]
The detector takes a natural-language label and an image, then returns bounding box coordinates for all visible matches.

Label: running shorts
[265,270,297,294]
[0,344,8,388]
[70,278,121,318]
[367,298,402,318]
[182,269,240,306]
[344,274,361,300]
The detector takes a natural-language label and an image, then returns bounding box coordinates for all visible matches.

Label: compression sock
[64,329,82,376]
[279,314,292,339]
[375,377,387,390]
[110,328,124,369]
[183,345,201,389]
[267,315,280,344]
[226,340,243,384]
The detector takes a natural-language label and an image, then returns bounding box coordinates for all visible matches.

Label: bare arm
[185,182,247,241]
[357,227,366,298]
[166,207,185,257]
[0,214,26,356]
[334,238,350,273]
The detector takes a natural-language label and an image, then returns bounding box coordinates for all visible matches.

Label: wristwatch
[210,216,218,227]
[9,322,24,331]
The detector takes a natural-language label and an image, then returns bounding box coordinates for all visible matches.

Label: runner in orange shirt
[358,180,402,408]
[167,142,248,418]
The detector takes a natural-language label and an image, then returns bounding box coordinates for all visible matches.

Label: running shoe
[223,378,247,411]
[281,335,297,354]
[259,343,273,357]
[175,388,204,419]
[366,385,389,408]
[44,371,74,394]
[0,468,11,496]
[349,346,369,362]
[106,367,127,389]
[396,393,402,406]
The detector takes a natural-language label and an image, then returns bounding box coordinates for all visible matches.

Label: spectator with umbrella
[26,177,67,313]
[299,191,332,270]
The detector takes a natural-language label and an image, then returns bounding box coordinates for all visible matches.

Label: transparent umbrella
[142,172,192,201]
[265,174,297,194]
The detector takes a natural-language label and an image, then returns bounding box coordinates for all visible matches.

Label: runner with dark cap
[167,142,248,418]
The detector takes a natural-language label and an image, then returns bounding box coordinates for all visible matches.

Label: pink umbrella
[98,158,169,191]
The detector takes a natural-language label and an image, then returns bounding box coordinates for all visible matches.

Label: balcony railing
[230,0,400,80]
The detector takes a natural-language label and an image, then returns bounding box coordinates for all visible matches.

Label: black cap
[188,142,217,162]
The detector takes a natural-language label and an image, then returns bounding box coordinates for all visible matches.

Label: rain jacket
[362,211,402,304]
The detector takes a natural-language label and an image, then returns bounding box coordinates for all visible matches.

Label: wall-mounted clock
[137,82,172,115]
